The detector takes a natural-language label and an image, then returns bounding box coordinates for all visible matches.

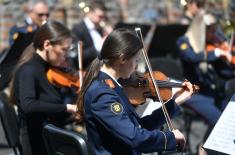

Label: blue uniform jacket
[84,71,178,155]
[177,36,218,64]
[9,20,37,46]
[176,36,220,95]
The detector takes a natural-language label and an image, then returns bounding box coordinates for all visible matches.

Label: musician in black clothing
[72,1,112,68]
[9,21,77,155]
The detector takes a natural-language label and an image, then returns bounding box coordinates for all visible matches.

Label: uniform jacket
[84,71,178,155]
[9,19,37,46]
[176,36,219,95]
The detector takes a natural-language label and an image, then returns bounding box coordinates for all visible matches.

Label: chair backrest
[225,79,235,101]
[0,92,19,147]
[150,57,184,81]
[43,124,92,155]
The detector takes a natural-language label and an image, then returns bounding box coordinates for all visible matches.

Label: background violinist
[177,9,233,155]
[9,21,77,155]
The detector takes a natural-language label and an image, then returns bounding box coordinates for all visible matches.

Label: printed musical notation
[203,98,235,154]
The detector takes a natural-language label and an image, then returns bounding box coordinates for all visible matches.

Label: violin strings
[135,28,174,131]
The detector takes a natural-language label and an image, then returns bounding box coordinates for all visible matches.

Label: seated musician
[9,0,49,46]
[72,1,112,69]
[177,11,232,100]
[76,28,195,154]
[205,17,235,95]
[9,21,77,155]
[177,10,232,155]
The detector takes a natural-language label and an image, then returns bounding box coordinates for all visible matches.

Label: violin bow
[77,41,83,90]
[144,22,157,52]
[135,27,174,131]
[228,29,234,53]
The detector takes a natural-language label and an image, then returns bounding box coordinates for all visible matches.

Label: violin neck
[156,80,182,88]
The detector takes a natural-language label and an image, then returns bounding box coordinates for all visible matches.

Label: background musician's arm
[177,36,225,63]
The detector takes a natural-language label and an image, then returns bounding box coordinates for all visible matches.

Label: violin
[207,39,235,65]
[47,67,84,93]
[120,71,199,106]
[47,41,85,93]
[206,42,229,52]
[206,24,235,64]
[232,45,235,65]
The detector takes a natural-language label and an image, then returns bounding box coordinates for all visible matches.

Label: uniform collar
[100,68,122,87]
[98,71,143,125]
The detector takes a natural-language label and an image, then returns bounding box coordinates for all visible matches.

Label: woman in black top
[9,21,77,155]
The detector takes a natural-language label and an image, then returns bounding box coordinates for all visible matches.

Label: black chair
[0,92,21,155]
[43,124,92,155]
[225,78,235,102]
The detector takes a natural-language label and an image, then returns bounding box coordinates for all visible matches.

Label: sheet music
[136,99,161,118]
[203,100,235,154]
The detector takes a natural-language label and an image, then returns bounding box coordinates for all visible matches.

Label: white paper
[203,100,235,154]
[136,99,162,118]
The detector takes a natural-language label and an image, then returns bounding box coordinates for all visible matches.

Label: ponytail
[76,28,143,122]
[9,21,72,105]
[76,57,103,121]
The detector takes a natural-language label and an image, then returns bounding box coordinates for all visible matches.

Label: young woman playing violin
[76,28,195,155]
[9,21,77,155]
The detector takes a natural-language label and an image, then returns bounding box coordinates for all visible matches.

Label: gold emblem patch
[111,102,123,114]
[13,33,19,40]
[180,43,188,51]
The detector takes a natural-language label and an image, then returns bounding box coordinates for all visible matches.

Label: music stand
[0,32,35,90]
[148,24,188,58]
[114,22,151,38]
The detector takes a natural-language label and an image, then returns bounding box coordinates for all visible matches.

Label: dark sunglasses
[37,13,49,17]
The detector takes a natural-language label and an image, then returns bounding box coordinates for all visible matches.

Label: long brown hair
[9,21,72,105]
[76,28,143,121]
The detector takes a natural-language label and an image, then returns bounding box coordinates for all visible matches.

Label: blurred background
[1,0,235,155]
[0,0,235,52]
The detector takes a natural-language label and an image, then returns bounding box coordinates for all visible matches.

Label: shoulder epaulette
[103,79,115,89]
